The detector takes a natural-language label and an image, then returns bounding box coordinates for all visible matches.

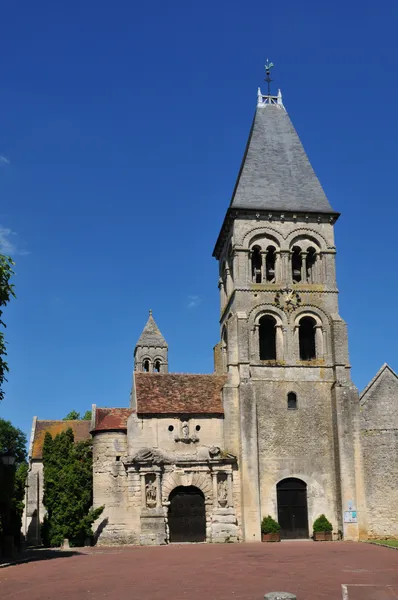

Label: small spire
[149,309,152,316]
[264,59,274,96]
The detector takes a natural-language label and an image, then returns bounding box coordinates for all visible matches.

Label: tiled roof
[94,408,132,431]
[31,420,91,459]
[230,103,334,213]
[134,373,226,415]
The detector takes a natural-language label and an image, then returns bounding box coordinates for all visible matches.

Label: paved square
[1,542,397,600]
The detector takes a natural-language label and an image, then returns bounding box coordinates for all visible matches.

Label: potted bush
[261,515,281,542]
[313,514,333,541]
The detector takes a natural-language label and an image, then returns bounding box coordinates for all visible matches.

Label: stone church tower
[24,74,398,547]
[134,310,168,373]
[213,87,365,541]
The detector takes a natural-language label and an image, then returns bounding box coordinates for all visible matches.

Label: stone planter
[261,532,281,542]
[313,531,332,541]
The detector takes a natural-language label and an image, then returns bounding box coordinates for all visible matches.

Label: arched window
[287,392,297,409]
[154,360,161,372]
[266,246,276,282]
[306,247,317,283]
[251,246,262,283]
[259,315,277,360]
[143,359,151,372]
[299,317,316,360]
[292,246,302,283]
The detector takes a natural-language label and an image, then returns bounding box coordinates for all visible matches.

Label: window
[143,359,150,372]
[154,360,161,372]
[266,246,276,282]
[299,317,316,360]
[292,246,302,283]
[259,315,277,360]
[306,247,317,283]
[287,392,297,409]
[251,246,262,283]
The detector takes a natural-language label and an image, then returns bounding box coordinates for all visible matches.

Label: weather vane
[264,59,274,96]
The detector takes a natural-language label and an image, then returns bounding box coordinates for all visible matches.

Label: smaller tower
[134,310,168,373]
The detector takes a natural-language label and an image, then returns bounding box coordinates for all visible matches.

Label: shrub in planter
[313,514,333,541]
[261,515,281,542]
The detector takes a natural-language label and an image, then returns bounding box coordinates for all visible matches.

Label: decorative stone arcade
[123,447,239,544]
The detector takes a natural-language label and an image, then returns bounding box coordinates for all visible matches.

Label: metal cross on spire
[264,59,274,96]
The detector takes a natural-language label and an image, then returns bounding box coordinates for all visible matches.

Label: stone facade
[24,84,397,546]
[359,365,398,538]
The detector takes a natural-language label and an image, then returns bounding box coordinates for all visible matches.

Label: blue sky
[0,0,397,438]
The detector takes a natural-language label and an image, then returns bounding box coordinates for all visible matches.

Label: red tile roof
[94,408,132,432]
[134,373,226,415]
[31,420,91,459]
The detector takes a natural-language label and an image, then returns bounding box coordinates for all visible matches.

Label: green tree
[41,429,103,547]
[0,255,16,402]
[0,419,27,548]
[63,410,80,420]
[0,418,27,465]
[63,410,92,421]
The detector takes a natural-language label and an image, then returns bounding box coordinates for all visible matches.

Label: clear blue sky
[0,0,397,439]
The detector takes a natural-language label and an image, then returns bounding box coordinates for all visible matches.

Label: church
[23,79,398,546]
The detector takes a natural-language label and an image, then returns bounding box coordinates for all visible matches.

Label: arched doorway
[277,478,309,539]
[168,486,206,543]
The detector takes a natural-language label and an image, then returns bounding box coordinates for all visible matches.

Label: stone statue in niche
[145,478,157,508]
[218,478,228,507]
[181,421,189,439]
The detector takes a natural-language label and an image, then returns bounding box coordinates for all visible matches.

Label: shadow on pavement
[1,547,84,567]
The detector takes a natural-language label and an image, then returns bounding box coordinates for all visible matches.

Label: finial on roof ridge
[149,309,152,316]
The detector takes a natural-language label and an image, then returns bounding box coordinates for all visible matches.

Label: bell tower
[134,310,168,373]
[213,67,365,542]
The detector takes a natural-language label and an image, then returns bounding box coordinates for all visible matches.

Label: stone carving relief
[174,420,199,444]
[125,446,237,467]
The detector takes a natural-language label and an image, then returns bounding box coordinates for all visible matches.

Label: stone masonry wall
[93,431,140,545]
[360,368,398,539]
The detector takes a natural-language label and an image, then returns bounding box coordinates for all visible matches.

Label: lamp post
[1,452,16,467]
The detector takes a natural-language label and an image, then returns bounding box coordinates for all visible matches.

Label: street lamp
[0,452,16,467]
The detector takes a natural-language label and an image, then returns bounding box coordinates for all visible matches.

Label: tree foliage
[0,418,27,465]
[0,255,16,401]
[313,514,333,532]
[63,410,92,421]
[41,429,103,547]
[0,419,27,546]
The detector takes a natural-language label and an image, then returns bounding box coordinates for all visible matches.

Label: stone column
[261,250,267,282]
[301,251,308,283]
[227,472,233,508]
[275,251,281,283]
[315,325,324,359]
[140,473,146,508]
[252,324,259,362]
[212,472,218,508]
[155,472,161,508]
[275,324,284,361]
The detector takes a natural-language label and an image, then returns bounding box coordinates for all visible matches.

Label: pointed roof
[136,310,168,348]
[360,363,398,403]
[229,93,334,213]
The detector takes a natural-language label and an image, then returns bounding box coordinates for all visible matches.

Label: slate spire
[229,88,334,213]
[136,310,168,349]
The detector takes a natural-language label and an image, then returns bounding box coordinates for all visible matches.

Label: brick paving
[0,542,397,600]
